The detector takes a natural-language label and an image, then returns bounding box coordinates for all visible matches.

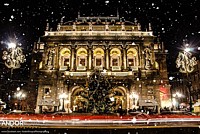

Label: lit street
[1,115,200,134]
[1,118,200,127]
[1,113,200,127]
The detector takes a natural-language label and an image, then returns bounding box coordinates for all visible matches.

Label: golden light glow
[60,48,71,56]
[110,48,121,56]
[127,48,137,56]
[77,48,87,56]
[93,48,104,56]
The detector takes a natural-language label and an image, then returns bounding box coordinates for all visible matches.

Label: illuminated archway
[59,48,71,70]
[110,48,122,69]
[71,86,88,112]
[76,48,88,70]
[127,48,138,67]
[93,48,104,69]
[112,86,127,110]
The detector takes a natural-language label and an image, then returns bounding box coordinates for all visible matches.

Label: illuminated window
[128,59,134,66]
[96,58,102,66]
[64,58,70,66]
[154,44,158,50]
[37,43,44,50]
[112,58,119,66]
[60,48,71,70]
[127,48,138,67]
[93,48,104,69]
[76,48,87,70]
[44,88,50,95]
[80,58,86,66]
[110,48,121,67]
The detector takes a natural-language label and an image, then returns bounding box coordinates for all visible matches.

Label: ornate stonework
[31,15,171,113]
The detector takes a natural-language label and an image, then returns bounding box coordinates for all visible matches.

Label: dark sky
[0,0,200,79]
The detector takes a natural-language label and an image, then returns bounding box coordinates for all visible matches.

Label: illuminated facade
[32,15,171,113]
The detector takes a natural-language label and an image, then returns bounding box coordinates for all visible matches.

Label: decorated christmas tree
[80,69,115,114]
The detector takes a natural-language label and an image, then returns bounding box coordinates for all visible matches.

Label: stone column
[88,42,92,70]
[122,43,127,70]
[54,43,59,70]
[127,93,130,110]
[70,43,75,71]
[105,42,110,70]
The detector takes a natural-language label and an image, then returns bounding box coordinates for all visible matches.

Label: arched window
[127,48,138,70]
[93,48,104,70]
[60,48,71,70]
[110,48,121,71]
[76,48,87,70]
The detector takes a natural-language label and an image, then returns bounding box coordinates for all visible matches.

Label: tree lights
[79,69,116,114]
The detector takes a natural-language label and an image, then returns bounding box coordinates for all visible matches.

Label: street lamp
[16,91,26,99]
[172,92,183,110]
[176,42,197,112]
[59,93,68,112]
[110,96,115,102]
[176,46,197,74]
[15,87,26,110]
[130,92,139,109]
[2,42,25,78]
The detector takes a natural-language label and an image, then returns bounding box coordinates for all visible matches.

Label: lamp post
[2,42,25,78]
[129,92,139,109]
[15,87,26,110]
[176,42,197,112]
[172,92,183,110]
[59,93,68,112]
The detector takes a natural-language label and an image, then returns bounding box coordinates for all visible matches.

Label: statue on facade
[72,22,76,31]
[46,48,55,67]
[89,22,93,31]
[144,48,152,70]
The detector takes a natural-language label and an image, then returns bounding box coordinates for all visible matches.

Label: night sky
[0,0,200,80]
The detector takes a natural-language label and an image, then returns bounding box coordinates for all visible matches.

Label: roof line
[77,12,120,20]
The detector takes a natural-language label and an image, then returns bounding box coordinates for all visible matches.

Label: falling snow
[4,3,9,6]
[0,0,200,93]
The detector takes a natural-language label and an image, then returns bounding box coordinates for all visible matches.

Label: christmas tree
[80,69,115,114]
